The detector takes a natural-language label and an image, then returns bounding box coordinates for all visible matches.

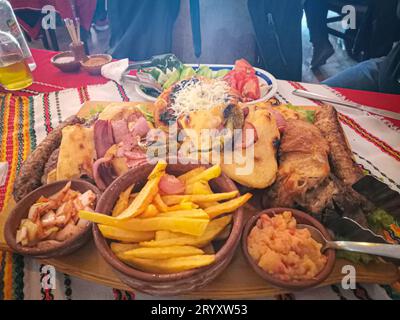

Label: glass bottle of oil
[0,31,33,91]
[0,0,36,71]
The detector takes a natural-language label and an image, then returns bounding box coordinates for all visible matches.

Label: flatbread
[221,104,280,188]
[56,125,96,180]
[98,102,155,121]
[178,102,280,189]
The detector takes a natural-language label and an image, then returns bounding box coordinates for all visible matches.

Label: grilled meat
[314,105,363,186]
[264,119,330,209]
[13,116,84,202]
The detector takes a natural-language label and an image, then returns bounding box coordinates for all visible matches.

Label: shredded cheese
[170,79,231,118]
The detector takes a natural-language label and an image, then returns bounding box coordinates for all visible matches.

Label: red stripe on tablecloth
[338,114,400,161]
[0,97,16,212]
[335,88,400,113]
[333,87,400,128]
[288,82,400,162]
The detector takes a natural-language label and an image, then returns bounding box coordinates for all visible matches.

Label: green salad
[142,65,231,91]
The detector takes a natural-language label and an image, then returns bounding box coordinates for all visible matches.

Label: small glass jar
[0,31,33,91]
[69,41,88,62]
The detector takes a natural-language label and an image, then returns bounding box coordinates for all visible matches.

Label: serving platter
[0,200,398,298]
[1,100,399,298]
[134,64,278,103]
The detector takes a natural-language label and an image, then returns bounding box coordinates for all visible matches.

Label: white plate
[134,63,278,103]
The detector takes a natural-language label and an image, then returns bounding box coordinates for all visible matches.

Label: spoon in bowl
[298,224,400,259]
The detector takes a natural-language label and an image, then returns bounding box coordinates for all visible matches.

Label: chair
[327,0,399,61]
[326,0,371,61]
[11,0,91,54]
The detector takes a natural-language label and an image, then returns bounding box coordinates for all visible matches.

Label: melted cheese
[171,79,230,118]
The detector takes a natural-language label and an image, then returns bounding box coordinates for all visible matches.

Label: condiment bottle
[0,0,36,70]
[0,31,33,91]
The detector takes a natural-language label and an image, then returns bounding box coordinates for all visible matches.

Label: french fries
[185,181,218,208]
[140,204,159,218]
[110,242,140,254]
[161,191,239,206]
[205,193,252,219]
[140,215,232,248]
[177,167,206,183]
[166,202,199,211]
[98,225,155,243]
[112,184,135,217]
[120,246,204,259]
[153,194,169,212]
[89,161,253,274]
[79,210,122,225]
[148,160,168,179]
[117,254,215,274]
[117,175,161,219]
[80,210,209,236]
[155,230,184,241]
[185,180,212,195]
[185,165,221,185]
[129,193,138,204]
[156,209,209,220]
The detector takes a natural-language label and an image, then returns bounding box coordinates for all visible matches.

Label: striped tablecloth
[0,50,399,300]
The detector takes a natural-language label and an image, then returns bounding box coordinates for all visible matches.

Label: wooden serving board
[1,199,398,298]
[0,101,398,298]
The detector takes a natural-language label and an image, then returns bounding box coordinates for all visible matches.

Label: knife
[293,89,400,120]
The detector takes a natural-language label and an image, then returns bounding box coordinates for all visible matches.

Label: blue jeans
[323,58,385,92]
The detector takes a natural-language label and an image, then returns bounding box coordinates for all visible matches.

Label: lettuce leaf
[336,250,375,265]
[367,208,397,234]
[286,104,316,123]
[136,104,154,124]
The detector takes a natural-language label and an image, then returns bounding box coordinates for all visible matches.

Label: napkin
[101,58,129,84]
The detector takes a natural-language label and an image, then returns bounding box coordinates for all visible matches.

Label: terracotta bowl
[93,162,244,296]
[4,180,100,259]
[242,208,336,291]
[51,51,81,73]
[80,54,112,75]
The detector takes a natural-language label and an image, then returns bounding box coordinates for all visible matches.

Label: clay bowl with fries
[85,161,250,296]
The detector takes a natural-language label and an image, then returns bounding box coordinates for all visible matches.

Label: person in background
[172,0,258,66]
[107,0,180,60]
[92,0,108,32]
[248,0,303,81]
[304,0,334,69]
[323,42,400,94]
[323,1,400,94]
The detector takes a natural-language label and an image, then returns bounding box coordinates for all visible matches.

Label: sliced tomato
[241,75,260,101]
[234,59,256,75]
[234,72,246,92]
[224,59,260,102]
